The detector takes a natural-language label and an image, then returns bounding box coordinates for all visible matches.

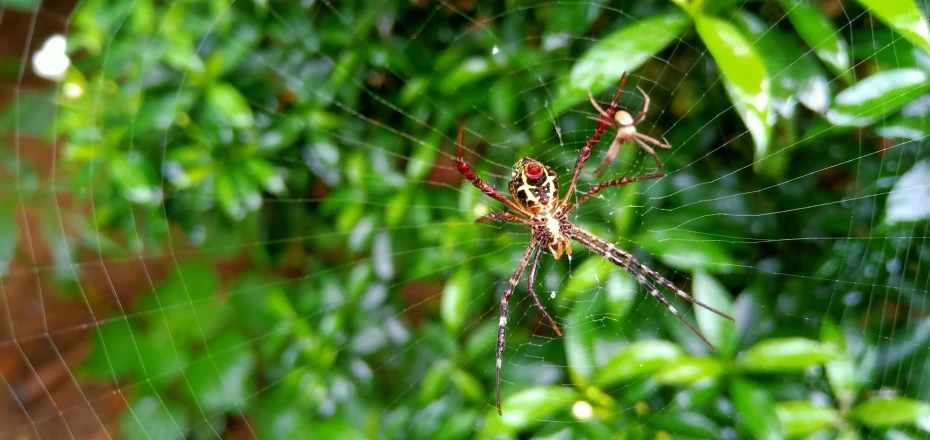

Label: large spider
[587,72,673,176]
[456,78,735,416]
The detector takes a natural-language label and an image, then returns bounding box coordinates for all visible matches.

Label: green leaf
[479,386,577,437]
[595,340,683,386]
[635,228,740,274]
[138,263,228,343]
[441,265,471,335]
[652,356,724,386]
[692,271,737,358]
[605,270,636,320]
[135,90,195,132]
[0,203,17,277]
[821,319,856,409]
[651,409,721,437]
[182,330,256,415]
[83,316,144,379]
[856,0,930,52]
[850,397,930,427]
[0,0,41,10]
[781,0,853,83]
[738,337,834,372]
[564,295,599,384]
[450,368,485,403]
[439,57,497,95]
[885,160,930,224]
[734,11,831,114]
[775,401,838,437]
[562,255,611,299]
[206,82,254,129]
[694,14,771,172]
[826,68,930,127]
[418,360,451,405]
[875,114,930,140]
[109,154,159,205]
[137,324,189,390]
[731,379,783,440]
[551,13,691,114]
[120,395,190,440]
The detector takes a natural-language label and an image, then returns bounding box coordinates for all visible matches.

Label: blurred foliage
[4,0,930,438]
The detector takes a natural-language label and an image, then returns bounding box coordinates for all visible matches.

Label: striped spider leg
[456,125,734,415]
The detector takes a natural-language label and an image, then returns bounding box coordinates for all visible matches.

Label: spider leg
[496,243,537,415]
[591,138,623,178]
[634,137,664,169]
[588,89,612,120]
[565,173,665,215]
[457,127,530,215]
[585,115,613,125]
[633,85,651,124]
[561,72,628,210]
[476,211,532,227]
[527,247,562,336]
[636,133,673,149]
[623,254,735,322]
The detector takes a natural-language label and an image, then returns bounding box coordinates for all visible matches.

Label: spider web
[1,0,929,439]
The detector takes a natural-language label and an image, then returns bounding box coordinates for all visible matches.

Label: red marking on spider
[525,163,543,179]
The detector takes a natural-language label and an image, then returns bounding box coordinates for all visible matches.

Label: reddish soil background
[0,4,250,439]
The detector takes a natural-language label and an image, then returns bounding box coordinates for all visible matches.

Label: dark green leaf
[551,13,691,114]
[738,337,834,372]
[731,379,783,440]
[781,0,853,83]
[595,340,683,386]
[83,316,145,379]
[775,401,838,437]
[450,368,485,403]
[137,263,228,343]
[850,397,930,427]
[692,270,738,358]
[439,57,497,95]
[441,265,471,335]
[418,360,451,405]
[0,0,40,10]
[826,68,930,127]
[651,409,721,437]
[856,0,930,52]
[120,395,190,440]
[694,14,771,171]
[653,356,724,386]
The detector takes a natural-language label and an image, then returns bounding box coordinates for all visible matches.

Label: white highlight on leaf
[32,34,70,81]
[886,160,930,223]
[572,400,593,420]
[491,45,500,55]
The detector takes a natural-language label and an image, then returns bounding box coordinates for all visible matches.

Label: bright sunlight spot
[32,34,70,81]
[572,401,593,420]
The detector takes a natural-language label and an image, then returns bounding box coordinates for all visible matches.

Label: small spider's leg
[585,115,613,125]
[633,85,651,124]
[560,73,628,209]
[591,138,623,178]
[634,138,664,169]
[636,133,673,149]
[476,211,532,227]
[496,243,537,415]
[588,89,612,120]
[527,248,562,336]
[565,173,665,215]
[457,127,531,216]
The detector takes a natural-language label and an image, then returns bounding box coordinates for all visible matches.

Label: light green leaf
[182,330,256,415]
[0,203,17,277]
[480,386,577,437]
[206,82,254,129]
[694,14,771,173]
[826,68,930,127]
[109,154,159,205]
[120,395,189,440]
[653,356,724,386]
[83,316,144,379]
[732,379,784,440]
[441,266,471,335]
[738,337,834,372]
[551,13,691,114]
[781,0,853,83]
[857,0,930,52]
[692,270,738,358]
[635,228,740,274]
[565,297,598,384]
[439,57,497,95]
[775,401,838,437]
[875,114,930,140]
[450,368,485,403]
[605,270,636,320]
[850,397,930,427]
[651,409,721,438]
[886,160,930,224]
[821,319,857,409]
[595,340,683,386]
[418,360,451,405]
[562,255,611,299]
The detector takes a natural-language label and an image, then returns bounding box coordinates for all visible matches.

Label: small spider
[456,79,734,416]
[587,72,673,176]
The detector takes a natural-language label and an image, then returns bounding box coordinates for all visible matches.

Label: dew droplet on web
[550,292,556,299]
[491,45,500,55]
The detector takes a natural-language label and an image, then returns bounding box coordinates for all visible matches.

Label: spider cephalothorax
[586,72,673,176]
[455,72,735,416]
